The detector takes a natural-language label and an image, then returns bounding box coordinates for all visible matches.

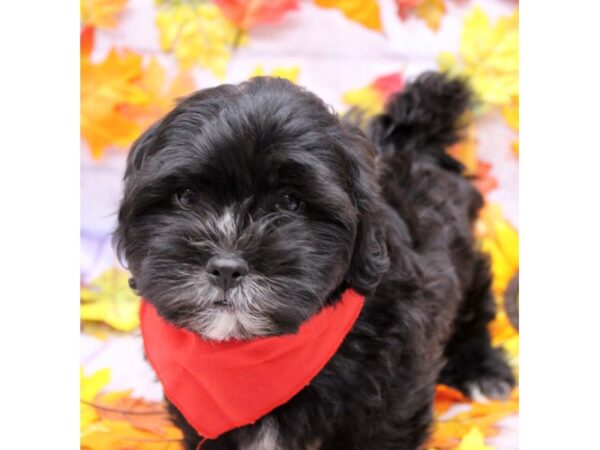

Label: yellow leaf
[457,427,494,450]
[81,0,128,29]
[415,0,446,31]
[156,3,243,78]
[80,367,111,431]
[512,140,519,157]
[439,7,518,107]
[343,85,385,117]
[80,419,183,450]
[314,0,382,31]
[476,204,519,295]
[502,95,519,130]
[81,268,140,331]
[250,65,301,83]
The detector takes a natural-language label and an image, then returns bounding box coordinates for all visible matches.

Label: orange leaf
[81,0,128,29]
[94,391,174,435]
[434,384,467,415]
[81,47,195,158]
[473,160,498,195]
[415,0,446,31]
[81,49,148,158]
[315,0,382,31]
[80,419,182,450]
[215,0,299,30]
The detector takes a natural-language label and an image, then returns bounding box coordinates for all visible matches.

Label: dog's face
[115,78,388,341]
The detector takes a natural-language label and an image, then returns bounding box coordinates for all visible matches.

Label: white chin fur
[198,309,272,341]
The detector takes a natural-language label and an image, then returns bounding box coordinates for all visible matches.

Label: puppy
[115,73,515,450]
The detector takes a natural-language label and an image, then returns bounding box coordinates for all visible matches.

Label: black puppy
[115,73,515,450]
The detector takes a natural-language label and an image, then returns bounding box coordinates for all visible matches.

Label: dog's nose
[206,255,249,291]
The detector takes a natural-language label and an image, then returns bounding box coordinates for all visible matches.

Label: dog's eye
[174,188,197,208]
[277,193,302,212]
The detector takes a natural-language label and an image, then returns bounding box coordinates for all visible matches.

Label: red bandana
[140,289,364,439]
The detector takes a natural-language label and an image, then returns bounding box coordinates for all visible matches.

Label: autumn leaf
[476,203,519,295]
[343,72,404,118]
[80,419,183,450]
[80,378,183,448]
[457,427,494,450]
[81,267,140,331]
[473,161,498,195]
[315,0,382,32]
[81,48,149,157]
[395,0,421,20]
[438,7,518,107]
[81,367,111,431]
[394,0,446,31]
[250,65,301,83]
[155,3,243,77]
[121,59,196,130]
[81,25,95,57]
[94,390,173,435]
[502,95,519,130]
[434,384,467,415]
[81,0,128,28]
[215,0,299,31]
[448,124,478,173]
[414,0,446,31]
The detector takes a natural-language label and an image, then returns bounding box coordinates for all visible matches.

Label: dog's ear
[339,124,390,295]
[113,120,163,266]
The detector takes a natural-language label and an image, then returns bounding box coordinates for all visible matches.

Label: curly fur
[115,73,514,450]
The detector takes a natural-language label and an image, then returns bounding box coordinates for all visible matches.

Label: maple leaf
[438,7,518,107]
[395,0,446,31]
[81,25,95,57]
[81,367,111,431]
[81,48,149,157]
[215,0,299,31]
[314,0,382,32]
[81,0,128,29]
[155,3,244,77]
[94,390,173,435]
[80,419,183,450]
[415,0,446,31]
[476,203,519,295]
[502,95,519,130]
[447,125,498,195]
[343,72,404,118]
[457,427,493,450]
[81,267,140,331]
[395,0,421,20]
[434,384,467,415]
[121,59,196,130]
[250,65,300,83]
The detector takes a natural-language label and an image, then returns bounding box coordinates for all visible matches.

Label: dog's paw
[466,377,513,402]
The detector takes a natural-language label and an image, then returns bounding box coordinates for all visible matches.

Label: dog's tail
[368,72,472,173]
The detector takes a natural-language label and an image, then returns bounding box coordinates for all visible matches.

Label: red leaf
[372,73,404,101]
[81,25,95,57]
[395,0,422,20]
[215,0,299,30]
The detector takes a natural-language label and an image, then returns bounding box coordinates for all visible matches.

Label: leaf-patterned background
[80,0,519,448]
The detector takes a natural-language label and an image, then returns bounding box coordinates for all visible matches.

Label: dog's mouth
[213,298,233,308]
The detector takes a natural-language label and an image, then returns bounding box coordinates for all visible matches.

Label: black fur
[115,72,514,450]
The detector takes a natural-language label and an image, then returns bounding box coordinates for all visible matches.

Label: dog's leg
[438,253,515,400]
